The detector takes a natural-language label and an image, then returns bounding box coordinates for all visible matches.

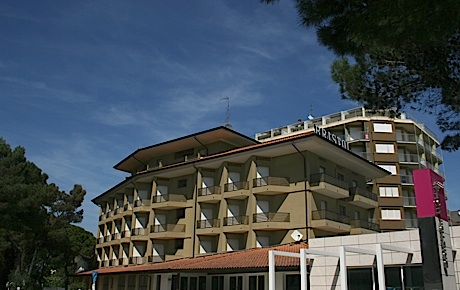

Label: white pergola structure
[269,244,413,290]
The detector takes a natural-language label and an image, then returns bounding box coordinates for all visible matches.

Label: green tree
[263,0,460,150]
[0,138,91,289]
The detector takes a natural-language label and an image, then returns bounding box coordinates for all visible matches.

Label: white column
[300,249,307,290]
[376,244,386,290]
[269,250,276,290]
[339,246,348,290]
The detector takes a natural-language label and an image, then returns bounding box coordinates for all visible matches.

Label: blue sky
[1,1,458,234]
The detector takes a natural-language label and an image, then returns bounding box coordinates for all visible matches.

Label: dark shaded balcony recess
[348,187,378,209]
[224,181,249,192]
[253,176,290,187]
[310,173,349,199]
[150,224,185,233]
[350,219,380,232]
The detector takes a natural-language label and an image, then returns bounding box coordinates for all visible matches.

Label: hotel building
[255,107,444,231]
[93,125,389,270]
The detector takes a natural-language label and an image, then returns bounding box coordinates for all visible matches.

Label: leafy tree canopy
[263,0,460,150]
[0,138,94,289]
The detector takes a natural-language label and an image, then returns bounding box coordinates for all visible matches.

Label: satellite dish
[291,230,303,242]
[307,115,314,120]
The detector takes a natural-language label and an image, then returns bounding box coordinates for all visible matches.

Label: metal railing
[253,176,290,187]
[223,215,249,226]
[224,181,249,192]
[198,186,221,196]
[312,210,350,224]
[400,175,414,184]
[405,219,418,228]
[396,133,417,143]
[150,224,186,233]
[403,196,416,207]
[131,227,148,236]
[346,131,369,142]
[129,256,145,265]
[153,194,187,203]
[398,153,421,163]
[196,219,220,228]
[134,199,151,207]
[310,173,349,190]
[350,219,380,232]
[253,212,290,223]
[349,187,378,201]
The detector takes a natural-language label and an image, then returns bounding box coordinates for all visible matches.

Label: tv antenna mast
[221,96,231,128]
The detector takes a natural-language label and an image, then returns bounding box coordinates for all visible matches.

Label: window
[375,144,395,153]
[178,179,187,188]
[373,123,393,133]
[211,276,224,289]
[229,276,243,290]
[381,209,401,220]
[320,201,327,210]
[378,164,397,175]
[379,186,399,197]
[339,205,346,216]
[337,173,345,181]
[319,166,326,174]
[249,275,265,290]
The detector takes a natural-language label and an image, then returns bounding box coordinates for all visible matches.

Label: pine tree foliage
[262,0,460,150]
[0,138,94,290]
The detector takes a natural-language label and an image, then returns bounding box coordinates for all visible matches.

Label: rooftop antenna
[221,96,232,128]
[307,103,314,120]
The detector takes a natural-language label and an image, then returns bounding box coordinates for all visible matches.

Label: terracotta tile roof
[77,242,308,276]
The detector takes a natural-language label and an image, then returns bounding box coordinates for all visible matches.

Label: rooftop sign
[314,125,350,151]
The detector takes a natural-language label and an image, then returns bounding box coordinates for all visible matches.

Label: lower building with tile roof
[89,125,398,289]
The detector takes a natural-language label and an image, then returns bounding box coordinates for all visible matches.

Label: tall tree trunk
[27,245,38,277]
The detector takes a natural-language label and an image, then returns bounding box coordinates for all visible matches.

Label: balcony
[197,186,221,203]
[129,256,145,265]
[147,255,165,263]
[149,224,187,239]
[348,187,378,209]
[400,175,414,185]
[311,210,351,233]
[118,257,129,266]
[122,203,133,215]
[196,219,221,235]
[353,152,373,162]
[405,218,418,228]
[398,153,423,166]
[403,196,416,207]
[112,232,121,240]
[223,215,249,233]
[346,131,370,142]
[121,230,131,239]
[131,227,149,240]
[134,199,151,212]
[223,181,250,199]
[104,235,112,243]
[252,176,291,195]
[115,207,124,215]
[310,173,349,199]
[350,219,380,234]
[252,212,290,230]
[109,259,119,267]
[396,133,417,143]
[151,194,189,210]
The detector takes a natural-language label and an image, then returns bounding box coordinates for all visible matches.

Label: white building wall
[308,229,423,290]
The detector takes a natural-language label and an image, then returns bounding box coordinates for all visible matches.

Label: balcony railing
[104,235,112,242]
[150,224,185,233]
[197,219,220,229]
[123,203,133,211]
[121,230,131,238]
[310,173,349,190]
[253,176,290,187]
[97,237,104,244]
[109,259,119,267]
[131,227,148,236]
[403,196,416,207]
[312,210,350,224]
[115,207,124,215]
[400,175,414,184]
[398,153,422,163]
[112,232,121,240]
[350,219,380,232]
[346,131,369,142]
[405,218,418,228]
[153,194,187,203]
[129,256,145,265]
[352,152,373,161]
[349,187,378,201]
[134,199,151,207]
[148,255,165,263]
[253,212,290,223]
[223,215,249,226]
[396,134,417,143]
[224,181,249,192]
[198,186,221,196]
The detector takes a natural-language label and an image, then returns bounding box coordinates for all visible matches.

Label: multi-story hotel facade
[255,107,444,232]
[93,125,388,269]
